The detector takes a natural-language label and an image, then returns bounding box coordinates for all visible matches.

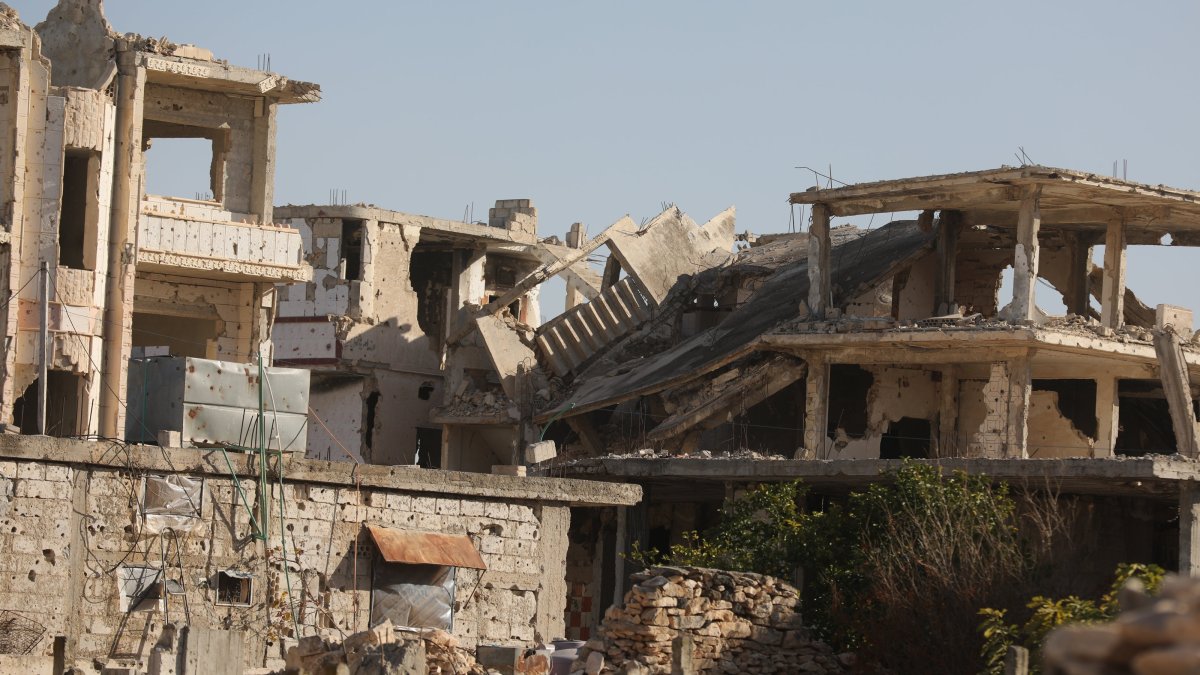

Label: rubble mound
[572,566,848,674]
[1044,574,1200,674]
[280,621,485,675]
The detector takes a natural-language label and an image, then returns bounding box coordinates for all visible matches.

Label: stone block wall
[573,566,846,675]
[0,438,638,672]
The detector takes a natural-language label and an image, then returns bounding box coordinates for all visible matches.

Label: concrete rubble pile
[571,566,848,675]
[1044,575,1200,674]
[279,620,486,675]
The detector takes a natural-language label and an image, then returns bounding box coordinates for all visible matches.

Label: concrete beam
[807,204,832,319]
[1153,329,1200,458]
[647,358,806,441]
[1101,216,1128,330]
[544,455,1200,500]
[0,435,642,507]
[1011,186,1042,322]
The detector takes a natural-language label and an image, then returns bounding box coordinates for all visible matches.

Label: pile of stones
[571,566,849,674]
[279,620,486,675]
[1044,575,1200,674]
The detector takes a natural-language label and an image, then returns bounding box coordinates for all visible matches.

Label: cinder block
[524,440,557,464]
[491,465,527,477]
[156,430,182,448]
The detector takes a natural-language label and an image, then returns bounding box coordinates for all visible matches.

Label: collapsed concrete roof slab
[544,455,1200,501]
[475,314,537,400]
[790,166,1200,236]
[537,219,935,422]
[606,205,735,304]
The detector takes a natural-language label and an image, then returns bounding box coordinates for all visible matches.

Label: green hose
[539,402,576,441]
[278,449,300,637]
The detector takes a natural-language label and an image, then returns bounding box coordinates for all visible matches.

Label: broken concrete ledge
[541,455,1200,500]
[0,435,641,507]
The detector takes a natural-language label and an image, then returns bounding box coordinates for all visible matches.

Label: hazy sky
[16,1,1200,319]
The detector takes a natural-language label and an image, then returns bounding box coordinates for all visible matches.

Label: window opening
[215,571,253,607]
[143,135,218,201]
[341,219,364,281]
[59,150,97,270]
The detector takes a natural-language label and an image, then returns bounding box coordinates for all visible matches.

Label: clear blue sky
[17,1,1200,318]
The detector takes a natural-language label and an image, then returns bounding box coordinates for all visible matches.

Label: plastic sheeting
[370,564,455,631]
[142,475,203,535]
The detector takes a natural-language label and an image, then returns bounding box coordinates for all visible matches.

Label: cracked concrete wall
[277,215,452,465]
[0,23,121,437]
[955,248,1011,316]
[1027,390,1095,458]
[894,252,938,320]
[823,366,938,459]
[132,273,254,362]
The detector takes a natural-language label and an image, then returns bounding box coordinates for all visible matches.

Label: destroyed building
[270,201,603,469]
[0,0,316,440]
[0,2,644,672]
[504,167,1200,638]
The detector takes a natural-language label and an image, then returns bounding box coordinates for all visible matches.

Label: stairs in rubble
[536,277,654,377]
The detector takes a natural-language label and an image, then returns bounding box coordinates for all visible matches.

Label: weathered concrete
[543,455,1200,500]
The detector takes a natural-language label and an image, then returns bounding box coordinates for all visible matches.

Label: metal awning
[365,525,487,570]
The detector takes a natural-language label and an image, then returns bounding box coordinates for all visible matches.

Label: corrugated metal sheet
[366,525,487,570]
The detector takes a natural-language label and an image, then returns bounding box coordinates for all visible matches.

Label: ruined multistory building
[0,3,644,672]
[498,167,1200,638]
[0,0,316,440]
[270,201,606,470]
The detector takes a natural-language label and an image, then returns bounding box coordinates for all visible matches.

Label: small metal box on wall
[126,356,310,452]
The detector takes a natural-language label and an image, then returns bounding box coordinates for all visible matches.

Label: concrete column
[249,98,277,225]
[534,505,570,643]
[1011,186,1042,322]
[802,356,830,458]
[1101,215,1127,330]
[1005,355,1032,458]
[1181,484,1200,576]
[934,210,962,316]
[1094,376,1119,458]
[456,248,487,311]
[937,365,959,457]
[1153,329,1199,458]
[1065,232,1092,317]
[807,204,832,319]
[99,46,146,438]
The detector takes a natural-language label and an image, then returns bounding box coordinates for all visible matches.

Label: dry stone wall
[572,566,847,675]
